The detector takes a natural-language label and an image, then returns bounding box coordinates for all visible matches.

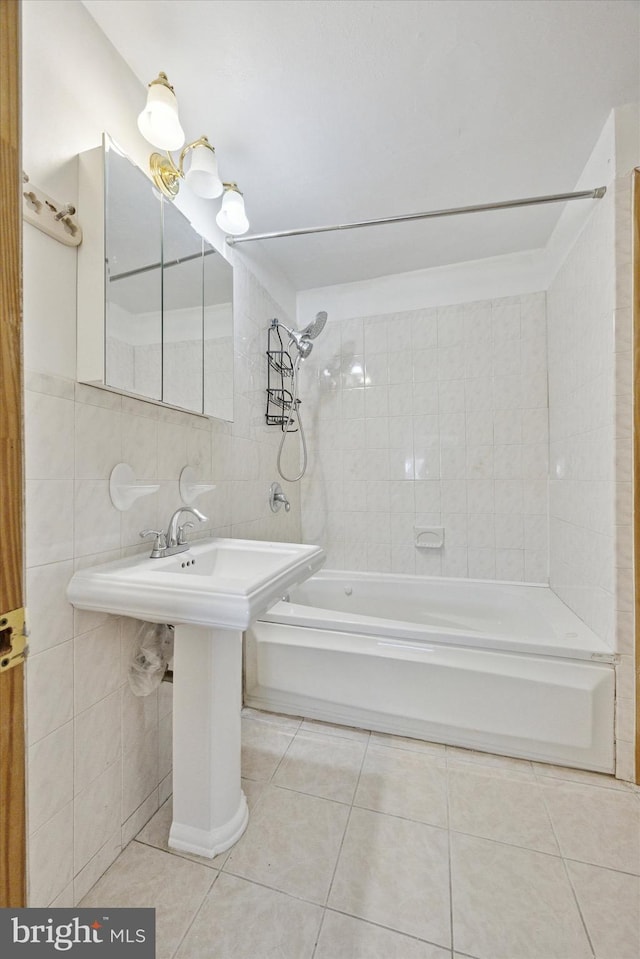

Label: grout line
[351,796,449,831]
[268,729,299,782]
[539,785,597,958]
[167,867,219,959]
[447,826,563,861]
[446,740,455,958]
[560,856,640,879]
[309,907,326,959]
[531,761,638,793]
[321,723,371,912]
[218,865,326,909]
[321,905,454,953]
[271,781,358,807]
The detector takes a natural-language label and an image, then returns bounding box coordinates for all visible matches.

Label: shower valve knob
[269,482,290,513]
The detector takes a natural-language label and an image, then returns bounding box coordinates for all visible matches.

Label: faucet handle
[140,529,167,551]
[177,522,195,545]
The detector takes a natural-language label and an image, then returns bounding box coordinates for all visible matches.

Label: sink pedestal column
[169,624,248,858]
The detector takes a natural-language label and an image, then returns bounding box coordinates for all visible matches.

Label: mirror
[105,147,162,400]
[78,136,234,420]
[162,199,204,411]
[204,241,234,421]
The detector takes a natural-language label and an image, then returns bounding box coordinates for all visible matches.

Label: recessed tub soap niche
[245,570,616,772]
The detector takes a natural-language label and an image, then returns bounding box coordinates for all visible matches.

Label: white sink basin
[67,537,326,630]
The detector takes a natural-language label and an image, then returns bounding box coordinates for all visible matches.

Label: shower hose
[276,353,308,483]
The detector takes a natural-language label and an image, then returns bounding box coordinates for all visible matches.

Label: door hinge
[0,607,27,673]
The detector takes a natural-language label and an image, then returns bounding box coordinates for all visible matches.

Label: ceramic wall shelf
[179,466,215,506]
[109,463,159,512]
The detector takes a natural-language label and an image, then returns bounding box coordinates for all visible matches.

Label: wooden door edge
[0,0,26,907]
[632,167,640,784]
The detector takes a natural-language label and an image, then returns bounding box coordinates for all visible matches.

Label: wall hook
[21,172,83,247]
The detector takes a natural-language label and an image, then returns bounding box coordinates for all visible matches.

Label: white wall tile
[74,760,122,875]
[494,480,523,514]
[494,409,522,445]
[525,515,549,551]
[466,480,494,513]
[50,883,76,908]
[440,448,466,480]
[26,480,74,566]
[302,295,549,588]
[462,377,489,413]
[495,549,525,581]
[159,712,173,781]
[411,310,438,349]
[28,802,74,907]
[468,548,496,579]
[439,379,466,413]
[122,727,160,821]
[443,546,468,577]
[23,227,76,381]
[547,179,630,666]
[27,642,74,746]
[465,411,493,446]
[75,404,122,479]
[28,721,74,835]
[26,560,74,655]
[414,549,443,576]
[74,480,121,557]
[74,623,122,714]
[25,391,74,480]
[467,514,495,549]
[73,832,123,905]
[364,317,388,354]
[121,684,159,750]
[75,690,122,794]
[121,791,160,848]
[157,421,189,480]
[414,481,442,514]
[122,414,158,479]
[158,681,173,721]
[495,514,524,549]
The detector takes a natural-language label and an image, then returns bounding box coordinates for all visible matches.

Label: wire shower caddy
[265,321,299,431]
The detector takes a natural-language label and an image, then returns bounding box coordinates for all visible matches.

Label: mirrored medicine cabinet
[77,135,234,420]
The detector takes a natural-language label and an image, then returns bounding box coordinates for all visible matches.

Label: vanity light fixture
[137,72,249,235]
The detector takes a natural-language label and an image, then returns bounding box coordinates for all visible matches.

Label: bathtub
[244,570,616,772]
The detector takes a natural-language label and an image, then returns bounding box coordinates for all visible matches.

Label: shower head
[274,311,328,358]
[300,311,328,341]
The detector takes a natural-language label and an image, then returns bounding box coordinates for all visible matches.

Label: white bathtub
[245,570,616,772]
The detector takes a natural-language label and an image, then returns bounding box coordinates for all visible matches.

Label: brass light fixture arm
[178,135,214,170]
[150,135,216,199]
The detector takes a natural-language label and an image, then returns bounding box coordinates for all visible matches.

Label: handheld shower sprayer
[271,312,328,482]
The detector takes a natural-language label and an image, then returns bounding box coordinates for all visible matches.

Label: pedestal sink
[67,537,325,858]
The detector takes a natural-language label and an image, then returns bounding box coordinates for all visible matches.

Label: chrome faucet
[140,507,207,558]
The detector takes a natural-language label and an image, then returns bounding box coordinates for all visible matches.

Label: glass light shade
[184,142,223,198]
[137,82,185,152]
[215,187,249,235]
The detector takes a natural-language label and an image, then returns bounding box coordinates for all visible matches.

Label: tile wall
[547,174,635,779]
[299,292,549,583]
[24,249,301,906]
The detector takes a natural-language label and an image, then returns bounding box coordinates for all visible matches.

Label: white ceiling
[83,0,639,292]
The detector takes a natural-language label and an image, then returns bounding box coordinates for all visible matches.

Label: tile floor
[80,709,640,959]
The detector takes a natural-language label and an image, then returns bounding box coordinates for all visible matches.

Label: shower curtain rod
[226,186,606,245]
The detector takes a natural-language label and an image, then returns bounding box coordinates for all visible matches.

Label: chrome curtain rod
[226,186,606,245]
